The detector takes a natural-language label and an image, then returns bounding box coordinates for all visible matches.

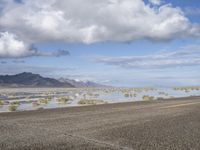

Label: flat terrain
[1,97,200,150]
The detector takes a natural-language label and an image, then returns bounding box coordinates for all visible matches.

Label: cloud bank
[1,0,200,44]
[95,45,200,69]
[0,0,200,58]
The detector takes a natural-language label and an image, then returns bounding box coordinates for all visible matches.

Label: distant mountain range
[0,72,105,88]
[59,78,106,88]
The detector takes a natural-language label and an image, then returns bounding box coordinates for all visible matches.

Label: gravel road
[1,96,200,150]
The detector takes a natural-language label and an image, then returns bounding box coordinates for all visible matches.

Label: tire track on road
[65,133,133,150]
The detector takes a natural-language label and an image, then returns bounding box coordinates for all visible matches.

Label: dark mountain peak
[18,72,34,75]
[0,72,74,87]
[15,72,40,77]
[0,72,109,88]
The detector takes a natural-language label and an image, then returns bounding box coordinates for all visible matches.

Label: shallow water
[0,87,199,113]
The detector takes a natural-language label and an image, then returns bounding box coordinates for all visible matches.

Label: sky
[0,0,200,87]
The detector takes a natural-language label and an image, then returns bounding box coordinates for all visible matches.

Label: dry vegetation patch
[0,100,3,106]
[8,104,18,112]
[56,97,70,103]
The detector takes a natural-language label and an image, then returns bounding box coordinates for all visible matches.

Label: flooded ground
[0,87,200,113]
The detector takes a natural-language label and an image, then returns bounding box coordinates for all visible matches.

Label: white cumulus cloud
[0,32,35,58]
[0,32,70,58]
[0,0,199,45]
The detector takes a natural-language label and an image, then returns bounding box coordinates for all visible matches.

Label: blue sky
[0,0,200,87]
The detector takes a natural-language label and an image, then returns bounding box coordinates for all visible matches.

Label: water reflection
[0,87,200,113]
